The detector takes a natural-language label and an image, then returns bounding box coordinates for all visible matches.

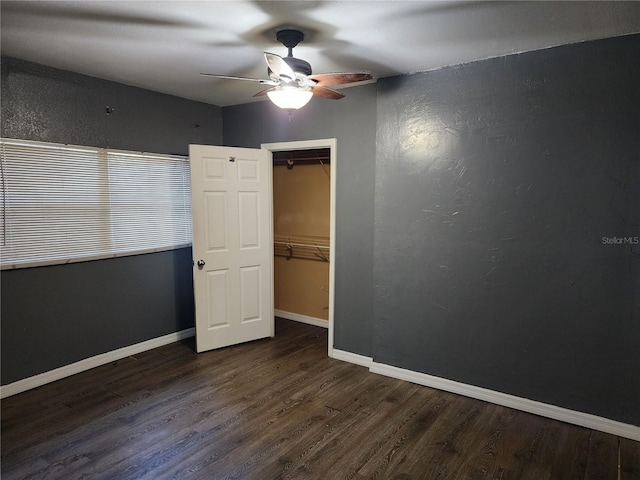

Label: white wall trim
[370,361,640,441]
[274,309,328,329]
[332,349,373,369]
[0,328,195,399]
[262,138,337,358]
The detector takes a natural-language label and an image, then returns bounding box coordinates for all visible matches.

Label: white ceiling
[2,1,640,107]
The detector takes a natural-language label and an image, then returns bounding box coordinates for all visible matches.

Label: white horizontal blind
[0,139,192,269]
[108,151,192,253]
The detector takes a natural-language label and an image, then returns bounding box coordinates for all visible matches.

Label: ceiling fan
[201,29,373,110]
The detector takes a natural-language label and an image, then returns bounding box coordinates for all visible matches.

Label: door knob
[197,259,205,268]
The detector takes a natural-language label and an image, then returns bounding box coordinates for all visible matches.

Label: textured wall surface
[3,33,638,428]
[375,34,640,425]
[223,85,377,356]
[1,57,222,384]
[1,249,195,384]
[1,57,222,154]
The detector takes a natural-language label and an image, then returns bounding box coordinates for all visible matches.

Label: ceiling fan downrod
[276,29,304,57]
[275,29,312,76]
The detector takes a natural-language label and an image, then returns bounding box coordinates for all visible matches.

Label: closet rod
[274,241,330,250]
[273,155,329,160]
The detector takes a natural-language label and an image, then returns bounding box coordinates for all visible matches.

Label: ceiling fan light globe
[267,88,313,110]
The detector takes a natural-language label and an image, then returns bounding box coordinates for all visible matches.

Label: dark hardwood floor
[2,319,638,479]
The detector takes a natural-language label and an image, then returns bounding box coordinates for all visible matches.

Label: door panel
[238,158,259,180]
[205,192,228,250]
[240,265,261,322]
[190,145,273,352]
[204,156,227,179]
[207,269,230,328]
[239,192,260,248]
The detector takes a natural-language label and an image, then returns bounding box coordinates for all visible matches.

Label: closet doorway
[262,139,336,357]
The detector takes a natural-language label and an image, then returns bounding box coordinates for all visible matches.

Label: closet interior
[273,148,330,323]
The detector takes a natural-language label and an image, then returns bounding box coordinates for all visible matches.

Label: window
[0,139,192,269]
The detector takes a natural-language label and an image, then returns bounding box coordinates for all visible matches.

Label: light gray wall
[374,34,640,426]
[1,56,222,384]
[223,85,377,356]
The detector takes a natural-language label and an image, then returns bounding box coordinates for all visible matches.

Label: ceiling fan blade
[312,86,345,100]
[308,72,373,87]
[200,73,277,85]
[253,87,277,98]
[264,52,296,81]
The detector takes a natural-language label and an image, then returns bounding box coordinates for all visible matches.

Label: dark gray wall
[1,56,222,384]
[1,250,194,384]
[1,57,222,155]
[375,34,640,425]
[3,33,638,428]
[223,85,377,356]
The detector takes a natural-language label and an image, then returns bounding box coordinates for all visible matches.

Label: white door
[189,144,273,353]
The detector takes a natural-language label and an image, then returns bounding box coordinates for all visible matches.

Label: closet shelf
[274,234,330,262]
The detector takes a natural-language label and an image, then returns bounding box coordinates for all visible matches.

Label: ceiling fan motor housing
[283,57,312,76]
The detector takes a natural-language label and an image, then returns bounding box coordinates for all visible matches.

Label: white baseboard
[5,328,637,442]
[0,328,195,399]
[275,309,328,329]
[331,349,373,368]
[369,361,640,442]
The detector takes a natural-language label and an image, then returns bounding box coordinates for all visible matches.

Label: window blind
[0,139,192,269]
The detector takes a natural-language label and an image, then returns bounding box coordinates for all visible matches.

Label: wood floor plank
[152,370,370,479]
[583,429,621,480]
[0,319,630,480]
[276,380,431,479]
[350,389,456,479]
[361,392,491,480]
[85,349,347,478]
[619,437,640,480]
[56,357,335,477]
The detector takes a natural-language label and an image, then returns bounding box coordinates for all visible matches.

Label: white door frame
[261,138,336,357]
